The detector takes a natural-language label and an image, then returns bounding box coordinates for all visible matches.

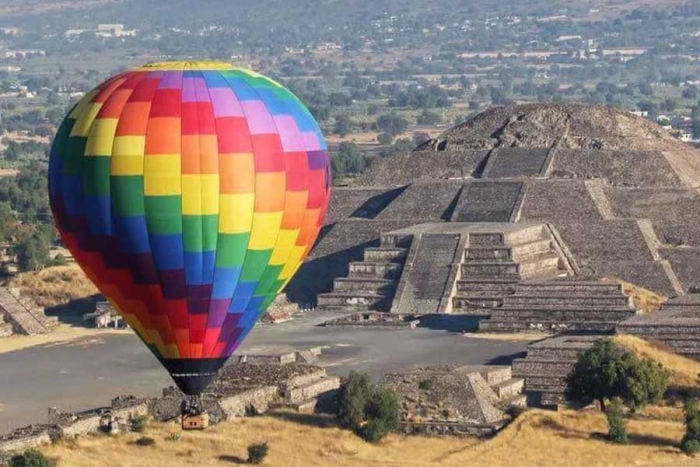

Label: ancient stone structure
[617,294,700,360]
[322,312,420,328]
[0,350,339,454]
[383,365,525,436]
[481,278,635,333]
[82,301,124,328]
[291,103,700,334]
[512,335,604,406]
[0,287,57,336]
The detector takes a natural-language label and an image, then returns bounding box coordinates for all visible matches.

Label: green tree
[377,132,393,145]
[605,398,628,444]
[565,340,671,411]
[682,400,700,454]
[338,371,373,428]
[12,231,50,272]
[246,442,269,464]
[9,449,55,467]
[334,114,353,137]
[375,112,409,137]
[337,371,400,443]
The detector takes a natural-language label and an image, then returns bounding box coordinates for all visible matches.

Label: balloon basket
[181,411,210,430]
[181,395,209,430]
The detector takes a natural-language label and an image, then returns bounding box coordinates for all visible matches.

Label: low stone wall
[59,415,104,439]
[397,420,504,437]
[285,377,340,404]
[217,386,280,419]
[0,357,340,454]
[0,430,52,453]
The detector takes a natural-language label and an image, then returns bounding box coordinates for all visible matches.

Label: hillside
[36,334,700,467]
[41,407,692,467]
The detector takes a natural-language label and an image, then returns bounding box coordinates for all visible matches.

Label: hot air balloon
[48,61,331,406]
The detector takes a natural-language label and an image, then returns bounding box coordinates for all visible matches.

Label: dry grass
[614,334,700,388]
[42,408,694,467]
[604,278,666,313]
[0,324,129,354]
[9,264,98,308]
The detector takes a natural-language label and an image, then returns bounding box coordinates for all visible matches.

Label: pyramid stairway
[0,288,58,336]
[452,225,565,312]
[316,234,412,311]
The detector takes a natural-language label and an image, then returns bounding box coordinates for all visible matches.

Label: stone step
[525,381,568,393]
[285,370,328,389]
[504,295,631,307]
[489,310,634,322]
[468,233,505,246]
[516,282,623,295]
[519,254,561,280]
[461,262,519,277]
[480,319,619,333]
[349,261,403,279]
[541,392,567,406]
[525,347,588,360]
[285,376,341,404]
[521,375,568,388]
[504,225,548,246]
[511,239,554,262]
[464,246,512,262]
[493,378,524,398]
[0,289,49,335]
[363,247,407,262]
[452,296,503,309]
[477,366,512,385]
[317,292,390,309]
[380,234,413,248]
[512,359,576,377]
[456,279,519,294]
[333,278,396,293]
[500,393,528,408]
[617,325,700,334]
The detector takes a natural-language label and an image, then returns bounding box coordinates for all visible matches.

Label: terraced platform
[452,225,565,312]
[383,365,525,436]
[316,233,411,312]
[512,335,606,407]
[617,294,700,360]
[480,279,635,334]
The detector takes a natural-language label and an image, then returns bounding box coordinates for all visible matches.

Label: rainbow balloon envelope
[48,61,331,394]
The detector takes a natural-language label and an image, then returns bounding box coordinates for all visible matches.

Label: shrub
[418,379,433,391]
[134,437,156,447]
[337,371,400,443]
[167,432,181,442]
[246,442,269,465]
[9,449,55,467]
[130,415,148,432]
[605,398,628,444]
[565,339,671,411]
[682,400,700,454]
[338,371,373,428]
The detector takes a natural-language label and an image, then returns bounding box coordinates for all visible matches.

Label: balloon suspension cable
[182,394,205,417]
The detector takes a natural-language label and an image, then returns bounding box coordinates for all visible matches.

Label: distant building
[65,24,137,39]
[83,301,126,329]
[4,49,45,58]
[0,27,23,36]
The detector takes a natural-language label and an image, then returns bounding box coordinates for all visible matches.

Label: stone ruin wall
[0,351,339,455]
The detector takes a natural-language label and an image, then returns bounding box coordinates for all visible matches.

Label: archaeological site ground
[3,103,700,466]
